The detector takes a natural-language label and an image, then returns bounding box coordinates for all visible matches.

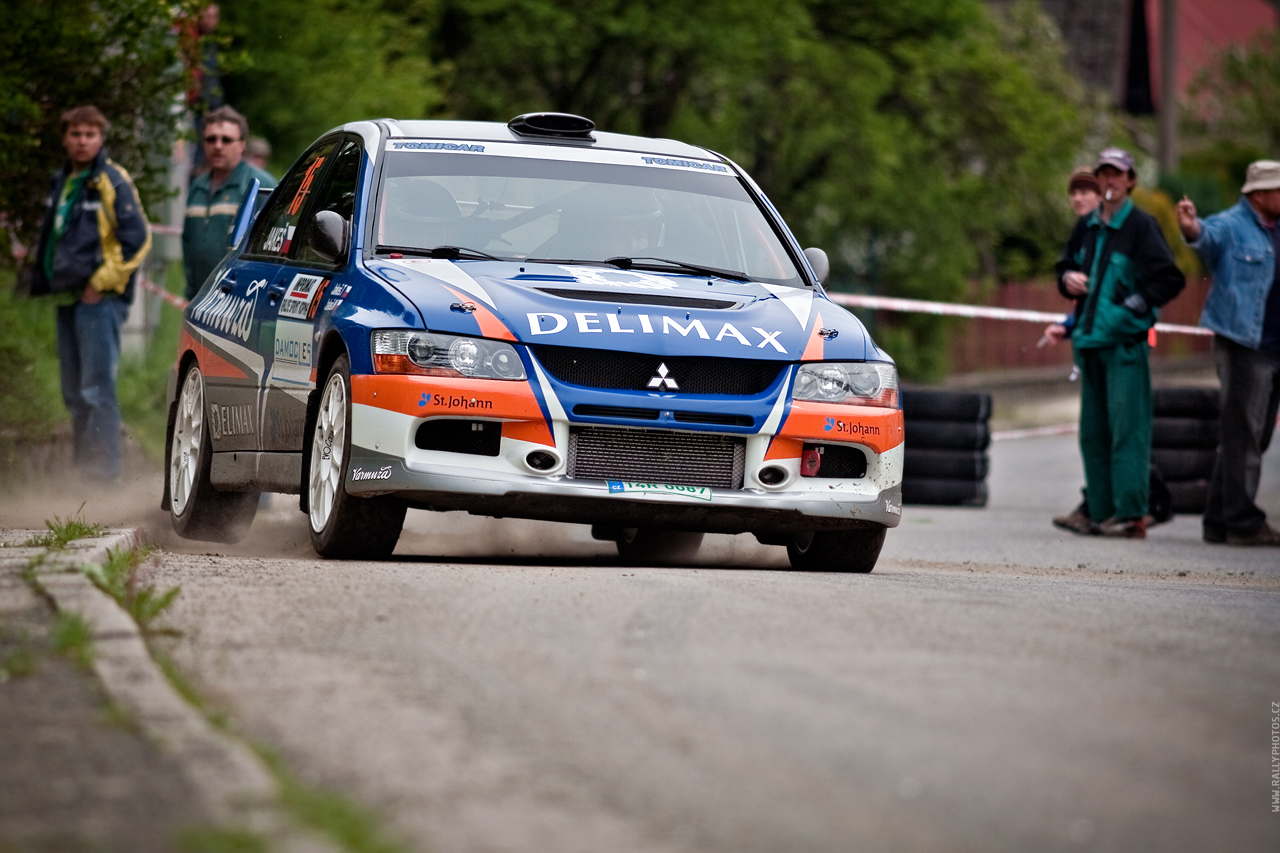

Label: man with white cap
[1177,161,1280,546]
[1055,147,1185,538]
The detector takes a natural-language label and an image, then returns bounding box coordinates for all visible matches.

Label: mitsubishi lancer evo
[163,112,904,571]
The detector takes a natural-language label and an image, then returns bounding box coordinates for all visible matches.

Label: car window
[245,141,337,259]
[294,138,362,267]
[376,152,803,286]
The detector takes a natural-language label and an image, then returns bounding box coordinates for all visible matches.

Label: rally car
[163,113,903,571]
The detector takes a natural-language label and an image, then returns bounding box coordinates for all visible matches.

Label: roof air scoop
[508,112,595,140]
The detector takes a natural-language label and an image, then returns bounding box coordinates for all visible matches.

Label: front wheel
[167,362,259,543]
[615,528,704,566]
[786,527,887,573]
[307,355,406,559]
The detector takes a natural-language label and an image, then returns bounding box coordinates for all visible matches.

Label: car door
[258,136,363,452]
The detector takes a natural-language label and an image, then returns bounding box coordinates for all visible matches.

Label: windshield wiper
[604,256,749,281]
[374,244,503,261]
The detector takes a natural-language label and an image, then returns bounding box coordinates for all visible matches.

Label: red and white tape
[138,277,189,310]
[826,292,1213,337]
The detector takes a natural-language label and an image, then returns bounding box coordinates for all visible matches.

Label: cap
[1068,168,1099,194]
[1094,147,1135,175]
[1241,160,1280,194]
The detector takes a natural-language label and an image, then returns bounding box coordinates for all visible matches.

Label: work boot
[1203,524,1227,544]
[1226,522,1280,547]
[1099,517,1146,539]
[1052,504,1098,535]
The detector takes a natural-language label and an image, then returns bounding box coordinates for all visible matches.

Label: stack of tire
[900,390,992,507]
[1151,387,1220,514]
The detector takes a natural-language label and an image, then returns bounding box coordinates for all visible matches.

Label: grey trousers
[1204,335,1280,536]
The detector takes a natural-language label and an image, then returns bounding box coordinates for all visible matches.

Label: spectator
[29,106,151,483]
[1043,169,1103,348]
[1053,147,1185,538]
[1176,161,1280,546]
[245,136,272,174]
[182,105,277,299]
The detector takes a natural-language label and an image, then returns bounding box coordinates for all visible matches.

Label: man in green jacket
[1054,148,1186,538]
[182,105,276,298]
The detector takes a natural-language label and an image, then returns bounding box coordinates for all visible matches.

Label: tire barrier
[902,389,993,507]
[1150,386,1220,515]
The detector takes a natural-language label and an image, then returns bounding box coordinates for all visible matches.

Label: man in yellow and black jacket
[30,105,152,482]
[1054,147,1185,538]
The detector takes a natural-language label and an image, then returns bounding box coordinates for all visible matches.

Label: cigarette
[1036,335,1050,349]
[1105,189,1113,201]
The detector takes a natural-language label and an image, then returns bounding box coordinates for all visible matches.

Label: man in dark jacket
[182,105,276,298]
[31,105,152,482]
[1054,147,1185,538]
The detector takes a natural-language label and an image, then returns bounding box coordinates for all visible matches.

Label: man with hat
[1054,147,1186,538]
[1176,161,1280,546]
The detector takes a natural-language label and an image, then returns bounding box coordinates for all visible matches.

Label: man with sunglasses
[182,105,276,299]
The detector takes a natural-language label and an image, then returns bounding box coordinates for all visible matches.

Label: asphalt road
[138,432,1280,853]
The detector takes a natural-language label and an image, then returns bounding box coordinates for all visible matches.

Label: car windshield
[375,149,804,286]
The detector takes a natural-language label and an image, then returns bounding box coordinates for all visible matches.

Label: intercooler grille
[568,427,745,489]
[531,345,783,395]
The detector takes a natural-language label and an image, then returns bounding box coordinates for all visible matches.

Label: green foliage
[26,505,105,549]
[83,543,181,634]
[51,611,94,670]
[0,0,201,251]
[0,270,63,450]
[219,0,443,172]
[0,647,39,681]
[118,261,186,461]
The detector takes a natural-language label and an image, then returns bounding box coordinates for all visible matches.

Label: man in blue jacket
[31,105,152,483]
[1177,161,1280,546]
[1055,148,1185,538]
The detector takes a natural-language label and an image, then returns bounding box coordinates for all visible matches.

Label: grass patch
[24,504,105,549]
[51,611,94,670]
[0,647,38,681]
[173,827,269,853]
[83,543,181,634]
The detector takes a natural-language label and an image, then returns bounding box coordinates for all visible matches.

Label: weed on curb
[82,544,181,634]
[52,611,94,670]
[173,826,269,853]
[24,503,105,549]
[0,647,38,682]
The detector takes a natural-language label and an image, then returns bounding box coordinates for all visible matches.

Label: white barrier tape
[826,292,1213,337]
[990,423,1079,441]
[149,223,182,235]
[139,277,189,310]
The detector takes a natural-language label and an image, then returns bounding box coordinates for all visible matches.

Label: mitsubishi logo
[647,363,679,390]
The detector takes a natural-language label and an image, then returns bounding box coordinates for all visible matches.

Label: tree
[0,0,198,253]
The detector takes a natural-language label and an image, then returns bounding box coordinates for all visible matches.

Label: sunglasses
[204,135,241,145]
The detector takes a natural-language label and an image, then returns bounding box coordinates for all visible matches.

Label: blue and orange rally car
[163,113,904,571]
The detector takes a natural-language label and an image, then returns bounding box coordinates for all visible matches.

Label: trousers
[1075,340,1152,522]
[55,298,129,481]
[1204,335,1280,536]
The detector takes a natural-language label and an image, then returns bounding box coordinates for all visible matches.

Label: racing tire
[307,355,407,559]
[1151,417,1219,449]
[1151,447,1218,482]
[786,526,887,573]
[615,528,704,566]
[901,389,992,422]
[902,449,989,480]
[1152,387,1219,419]
[903,419,991,451]
[902,478,989,507]
[1167,479,1210,515]
[167,363,259,543]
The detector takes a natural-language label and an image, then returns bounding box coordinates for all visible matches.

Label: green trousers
[1075,341,1151,522]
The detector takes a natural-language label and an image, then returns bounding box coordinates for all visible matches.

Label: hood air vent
[508,113,595,140]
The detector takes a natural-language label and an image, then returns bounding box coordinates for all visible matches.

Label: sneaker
[1099,517,1146,539]
[1053,507,1098,535]
[1226,523,1280,547]
[1203,524,1227,544]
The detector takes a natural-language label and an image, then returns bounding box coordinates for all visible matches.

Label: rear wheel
[786,527,887,573]
[615,528,704,566]
[307,355,406,559]
[167,363,259,543]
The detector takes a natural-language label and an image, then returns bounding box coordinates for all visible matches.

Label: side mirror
[803,247,829,285]
[312,210,350,262]
[227,178,261,250]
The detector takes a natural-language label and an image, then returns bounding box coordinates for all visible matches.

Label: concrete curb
[28,528,336,853]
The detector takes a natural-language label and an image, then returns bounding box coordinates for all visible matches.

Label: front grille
[532,345,783,395]
[536,288,738,309]
[568,427,745,488]
[573,404,660,420]
[673,411,754,427]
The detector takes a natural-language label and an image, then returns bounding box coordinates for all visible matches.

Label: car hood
[369,258,879,361]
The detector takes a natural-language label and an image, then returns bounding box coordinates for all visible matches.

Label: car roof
[346,119,721,161]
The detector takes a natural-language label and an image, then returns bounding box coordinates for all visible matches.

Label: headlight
[793,362,899,408]
[372,331,527,380]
